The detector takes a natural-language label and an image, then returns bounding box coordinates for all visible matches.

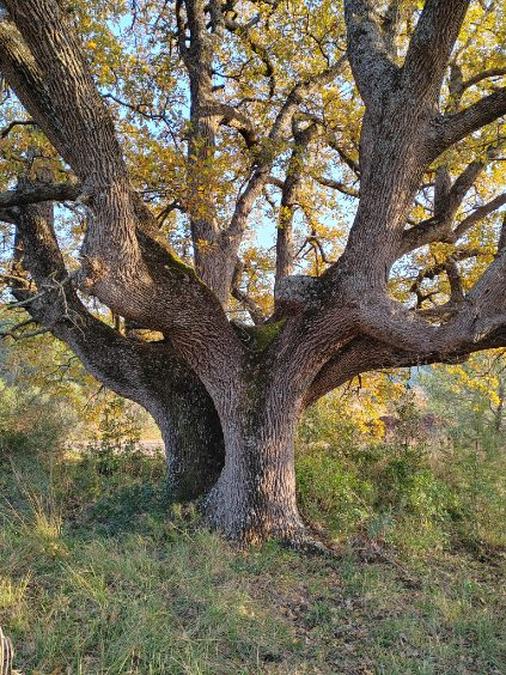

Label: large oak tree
[0,0,505,545]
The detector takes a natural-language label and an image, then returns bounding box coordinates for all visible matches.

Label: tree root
[271,521,340,555]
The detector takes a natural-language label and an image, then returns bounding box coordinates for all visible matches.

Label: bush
[82,397,144,477]
[297,450,372,536]
[0,381,71,458]
[296,390,506,552]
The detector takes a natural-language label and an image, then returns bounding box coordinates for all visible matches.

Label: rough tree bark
[0,0,505,544]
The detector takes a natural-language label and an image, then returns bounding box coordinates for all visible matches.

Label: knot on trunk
[274,275,319,312]
[78,254,109,293]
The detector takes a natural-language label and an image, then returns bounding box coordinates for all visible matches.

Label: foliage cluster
[0,380,71,458]
[297,388,506,553]
[1,0,504,309]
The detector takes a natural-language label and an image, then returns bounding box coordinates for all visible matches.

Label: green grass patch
[0,445,505,673]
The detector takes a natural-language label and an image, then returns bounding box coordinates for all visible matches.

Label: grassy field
[0,445,505,674]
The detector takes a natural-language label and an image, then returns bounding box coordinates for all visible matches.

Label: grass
[0,446,505,674]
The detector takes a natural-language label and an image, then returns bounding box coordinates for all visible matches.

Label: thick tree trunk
[204,388,307,545]
[149,377,224,501]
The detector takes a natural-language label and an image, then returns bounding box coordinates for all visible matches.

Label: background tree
[422,350,506,437]
[0,0,505,545]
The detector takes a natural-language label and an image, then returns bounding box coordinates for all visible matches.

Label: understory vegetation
[0,366,505,674]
